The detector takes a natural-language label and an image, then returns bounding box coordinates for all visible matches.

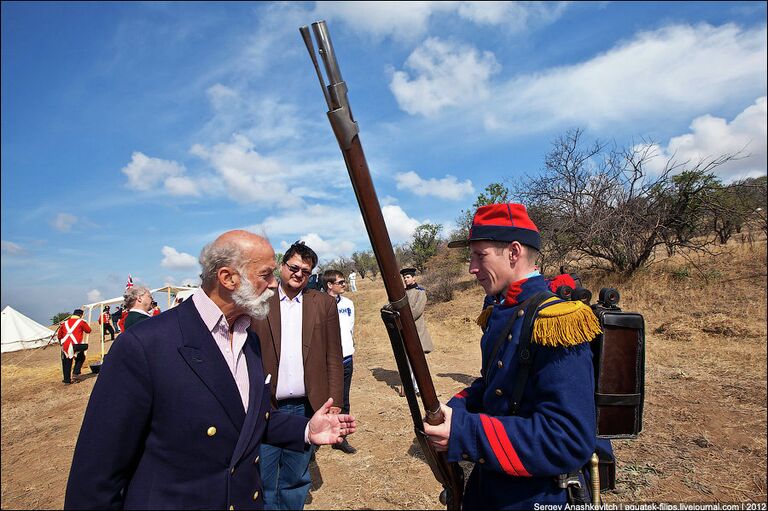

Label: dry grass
[2,235,766,509]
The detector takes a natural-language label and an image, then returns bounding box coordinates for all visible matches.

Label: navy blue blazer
[64,298,309,510]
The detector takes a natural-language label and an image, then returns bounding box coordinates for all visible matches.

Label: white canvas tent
[1,306,57,353]
[81,286,198,362]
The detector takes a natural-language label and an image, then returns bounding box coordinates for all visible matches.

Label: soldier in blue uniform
[424,203,602,509]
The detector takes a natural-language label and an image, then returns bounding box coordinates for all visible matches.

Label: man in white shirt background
[323,269,357,454]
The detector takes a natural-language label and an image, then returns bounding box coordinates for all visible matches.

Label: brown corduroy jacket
[251,287,344,413]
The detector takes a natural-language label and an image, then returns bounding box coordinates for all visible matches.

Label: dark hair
[321,269,344,292]
[73,309,84,316]
[282,241,318,269]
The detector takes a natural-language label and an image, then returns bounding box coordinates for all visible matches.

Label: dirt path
[2,268,766,509]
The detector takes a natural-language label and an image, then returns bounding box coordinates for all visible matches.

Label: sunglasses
[334,280,346,285]
[284,262,312,277]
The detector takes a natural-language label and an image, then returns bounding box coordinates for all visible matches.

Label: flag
[125,275,134,290]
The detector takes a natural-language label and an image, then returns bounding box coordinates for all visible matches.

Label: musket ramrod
[299,20,464,510]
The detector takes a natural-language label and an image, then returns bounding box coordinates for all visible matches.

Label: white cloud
[296,233,357,260]
[1,240,24,255]
[483,23,767,133]
[254,204,366,241]
[164,176,201,196]
[317,1,454,41]
[87,289,103,302]
[395,171,475,199]
[390,37,500,117]
[160,246,199,270]
[317,1,569,41]
[251,202,422,255]
[121,152,186,191]
[382,205,423,242]
[190,134,301,207]
[52,213,77,232]
[457,1,569,31]
[201,85,305,148]
[646,97,767,182]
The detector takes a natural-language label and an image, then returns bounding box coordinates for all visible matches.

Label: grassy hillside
[1,235,766,508]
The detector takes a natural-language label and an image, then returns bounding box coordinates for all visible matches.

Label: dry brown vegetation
[2,236,766,509]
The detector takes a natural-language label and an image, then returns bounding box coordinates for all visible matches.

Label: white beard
[232,275,274,320]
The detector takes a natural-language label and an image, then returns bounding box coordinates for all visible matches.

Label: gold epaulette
[533,297,602,348]
[476,305,494,330]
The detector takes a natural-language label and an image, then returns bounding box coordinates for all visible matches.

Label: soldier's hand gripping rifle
[299,21,464,510]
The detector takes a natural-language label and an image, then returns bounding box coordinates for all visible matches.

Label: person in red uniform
[118,307,128,333]
[57,308,92,384]
[98,305,116,341]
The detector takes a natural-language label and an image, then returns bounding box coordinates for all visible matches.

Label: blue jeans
[342,356,353,415]
[260,398,315,510]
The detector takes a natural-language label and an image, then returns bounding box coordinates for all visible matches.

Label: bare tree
[517,128,744,274]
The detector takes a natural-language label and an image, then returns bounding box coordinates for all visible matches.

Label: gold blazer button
[207,426,217,437]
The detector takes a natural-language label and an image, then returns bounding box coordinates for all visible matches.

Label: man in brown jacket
[251,241,343,510]
[397,268,434,396]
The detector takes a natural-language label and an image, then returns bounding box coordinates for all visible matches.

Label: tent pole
[84,304,91,345]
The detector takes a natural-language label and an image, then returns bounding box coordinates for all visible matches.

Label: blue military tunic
[447,275,601,509]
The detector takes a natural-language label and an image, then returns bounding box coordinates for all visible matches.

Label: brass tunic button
[478,458,486,464]
[495,388,503,396]
[461,453,469,460]
[265,411,270,420]
[517,309,525,317]
[229,506,234,510]
[230,467,235,475]
[207,426,217,437]
[253,491,260,500]
[507,334,513,341]
[254,455,260,464]
[497,360,503,368]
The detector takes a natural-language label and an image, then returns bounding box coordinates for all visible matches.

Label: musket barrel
[311,21,344,86]
[300,21,463,509]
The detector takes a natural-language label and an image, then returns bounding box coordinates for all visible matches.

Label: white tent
[1,306,57,353]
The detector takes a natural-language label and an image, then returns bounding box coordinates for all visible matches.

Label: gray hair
[124,286,151,309]
[199,239,246,288]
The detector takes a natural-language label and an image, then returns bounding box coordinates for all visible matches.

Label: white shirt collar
[278,282,303,303]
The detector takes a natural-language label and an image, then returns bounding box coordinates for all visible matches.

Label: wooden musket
[299,20,464,510]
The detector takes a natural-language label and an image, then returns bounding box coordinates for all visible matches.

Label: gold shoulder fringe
[476,305,494,330]
[533,298,602,348]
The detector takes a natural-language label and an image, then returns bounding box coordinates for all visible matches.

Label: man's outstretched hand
[308,398,357,445]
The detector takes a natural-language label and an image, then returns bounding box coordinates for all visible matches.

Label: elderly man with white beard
[64,230,357,511]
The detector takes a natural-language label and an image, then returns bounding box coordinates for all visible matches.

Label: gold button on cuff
[253,491,260,500]
[254,456,260,464]
[265,412,270,420]
[478,458,486,464]
[495,388,503,396]
[207,426,217,437]
[497,360,503,368]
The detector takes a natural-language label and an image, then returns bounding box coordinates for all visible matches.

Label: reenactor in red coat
[57,309,92,384]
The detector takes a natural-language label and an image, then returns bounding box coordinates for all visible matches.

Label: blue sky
[2,1,766,324]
